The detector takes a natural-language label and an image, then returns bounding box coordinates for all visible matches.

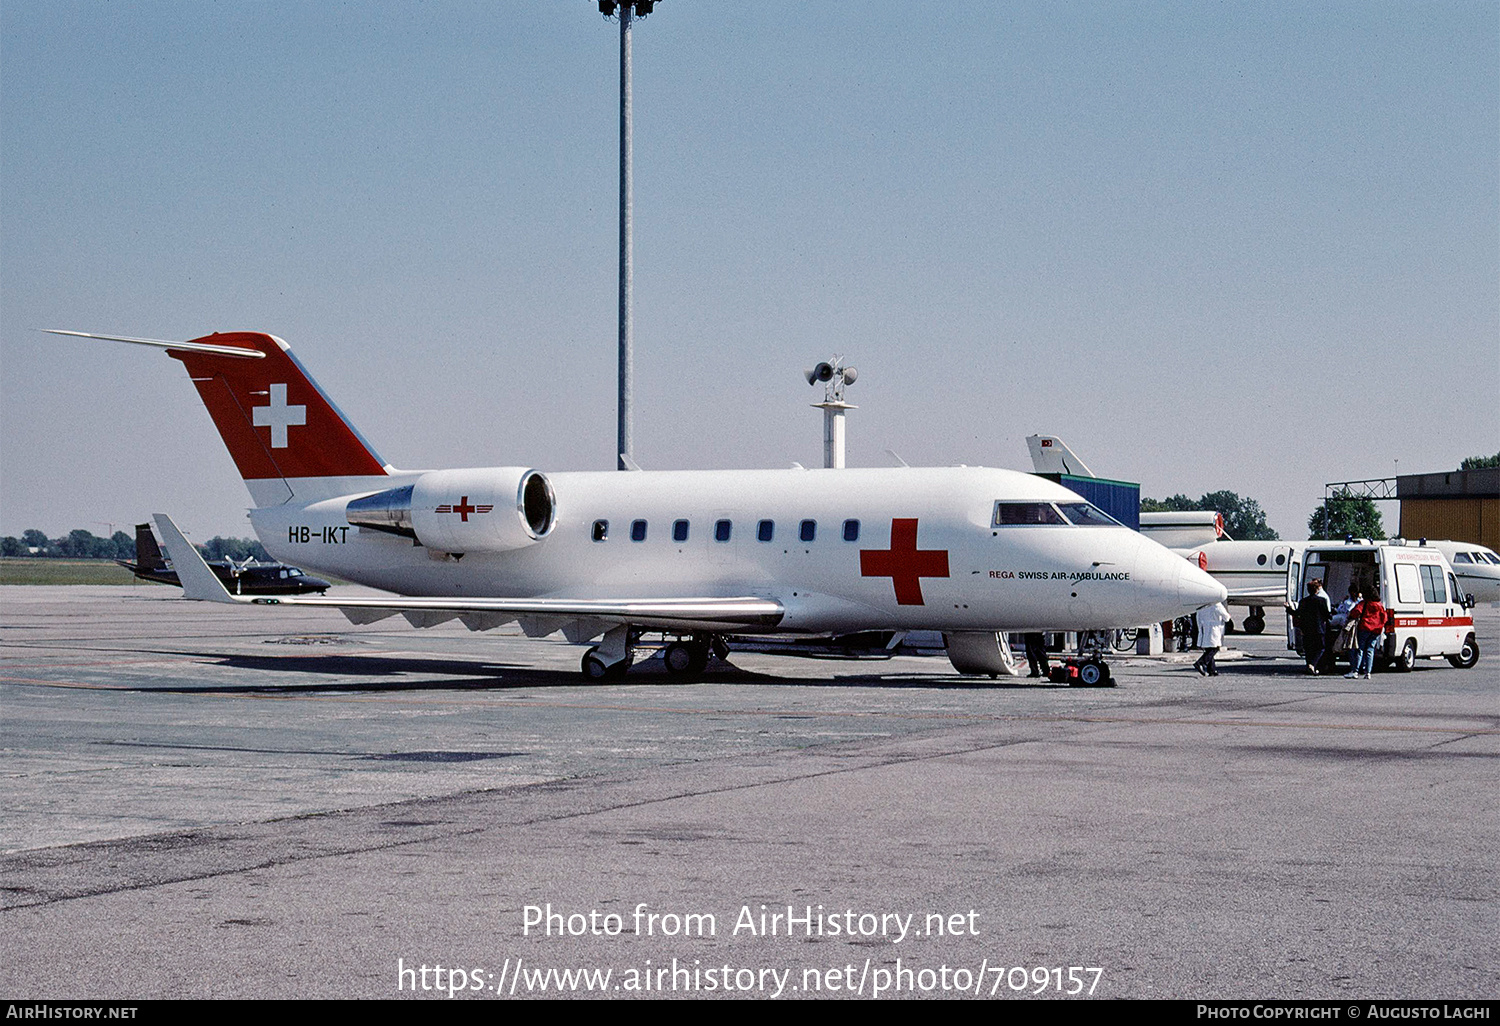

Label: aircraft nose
[1177,559,1228,612]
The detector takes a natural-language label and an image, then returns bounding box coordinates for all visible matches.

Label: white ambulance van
[1287,540,1479,671]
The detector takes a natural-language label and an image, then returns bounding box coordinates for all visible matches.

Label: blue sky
[2,1,1496,541]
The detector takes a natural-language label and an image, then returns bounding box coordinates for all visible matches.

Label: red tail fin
[168,332,388,489]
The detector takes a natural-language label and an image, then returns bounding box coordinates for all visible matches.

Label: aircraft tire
[1447,635,1479,669]
[581,650,611,681]
[1244,615,1266,635]
[663,642,708,678]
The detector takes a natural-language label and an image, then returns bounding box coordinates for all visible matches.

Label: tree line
[1,528,269,562]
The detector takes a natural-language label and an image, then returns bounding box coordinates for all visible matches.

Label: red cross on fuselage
[860,518,950,606]
[452,496,477,522]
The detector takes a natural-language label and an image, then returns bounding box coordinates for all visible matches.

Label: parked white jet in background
[1410,541,1499,604]
[1136,512,1290,633]
[54,330,1225,679]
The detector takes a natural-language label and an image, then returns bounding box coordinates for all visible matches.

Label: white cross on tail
[252,383,306,448]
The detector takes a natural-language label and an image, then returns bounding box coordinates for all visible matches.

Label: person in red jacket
[1344,585,1391,679]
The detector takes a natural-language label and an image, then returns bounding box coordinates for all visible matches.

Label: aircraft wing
[152,514,784,636]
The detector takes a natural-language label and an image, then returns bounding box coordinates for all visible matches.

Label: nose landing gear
[1048,656,1114,687]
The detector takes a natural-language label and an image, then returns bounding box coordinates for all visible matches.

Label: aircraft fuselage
[250,465,1219,634]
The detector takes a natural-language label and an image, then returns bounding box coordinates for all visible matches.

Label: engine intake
[346,468,555,554]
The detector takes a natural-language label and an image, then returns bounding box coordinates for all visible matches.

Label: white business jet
[54,331,1226,680]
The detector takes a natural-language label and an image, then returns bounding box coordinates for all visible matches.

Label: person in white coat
[1193,601,1231,676]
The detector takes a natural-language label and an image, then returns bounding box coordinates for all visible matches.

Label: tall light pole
[596,1,658,470]
[805,358,858,469]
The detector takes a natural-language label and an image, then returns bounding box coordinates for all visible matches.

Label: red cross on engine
[860,518,950,606]
[452,497,477,522]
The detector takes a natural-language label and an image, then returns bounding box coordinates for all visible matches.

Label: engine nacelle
[346,467,555,554]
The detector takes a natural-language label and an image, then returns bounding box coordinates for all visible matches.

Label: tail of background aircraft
[1025,435,1096,478]
[133,523,167,571]
[50,330,392,507]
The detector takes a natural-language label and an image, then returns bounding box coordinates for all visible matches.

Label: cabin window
[993,502,1066,526]
[1257,554,1268,565]
[592,520,609,542]
[799,520,816,542]
[673,519,690,543]
[1056,502,1120,527]
[1275,554,1286,566]
[757,520,774,542]
[631,519,648,542]
[715,519,732,542]
[843,519,860,542]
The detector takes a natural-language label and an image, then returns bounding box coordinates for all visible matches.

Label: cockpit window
[1453,552,1472,563]
[1056,502,1121,527]
[993,502,1067,526]
[1483,552,1500,565]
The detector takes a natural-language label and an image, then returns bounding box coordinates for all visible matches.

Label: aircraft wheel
[1076,661,1106,687]
[1396,638,1418,673]
[581,649,611,681]
[663,641,709,678]
[1447,635,1479,669]
[1244,615,1266,635]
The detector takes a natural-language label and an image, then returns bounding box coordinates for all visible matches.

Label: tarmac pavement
[1,586,1494,999]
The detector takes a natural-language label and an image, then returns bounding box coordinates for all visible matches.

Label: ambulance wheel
[1448,635,1479,669]
[1244,614,1266,635]
[1396,638,1418,673]
[663,641,709,677]
[1077,661,1106,687]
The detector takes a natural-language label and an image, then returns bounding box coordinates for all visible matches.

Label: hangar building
[1398,467,1499,550]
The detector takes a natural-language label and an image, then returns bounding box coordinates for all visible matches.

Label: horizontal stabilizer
[45,330,265,359]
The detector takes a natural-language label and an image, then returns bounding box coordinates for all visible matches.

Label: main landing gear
[662,638,711,677]
[1242,606,1267,635]
[581,624,636,681]
[580,626,721,682]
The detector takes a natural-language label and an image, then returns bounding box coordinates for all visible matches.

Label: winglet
[151,514,244,603]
